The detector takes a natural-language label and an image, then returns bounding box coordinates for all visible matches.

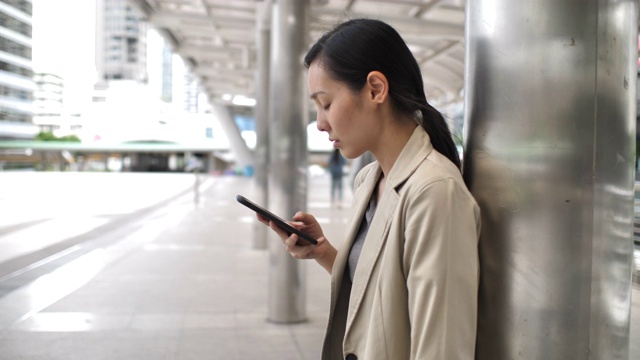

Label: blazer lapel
[328,165,381,318]
[345,183,398,332]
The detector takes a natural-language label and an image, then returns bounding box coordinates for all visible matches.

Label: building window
[0,60,32,77]
[0,36,32,59]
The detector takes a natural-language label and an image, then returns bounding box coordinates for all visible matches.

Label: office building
[0,0,37,139]
[160,41,172,103]
[94,0,148,86]
[32,72,63,131]
[182,71,200,113]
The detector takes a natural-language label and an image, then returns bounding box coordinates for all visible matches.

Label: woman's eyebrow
[310,91,326,100]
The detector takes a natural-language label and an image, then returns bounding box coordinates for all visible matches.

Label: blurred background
[1,0,467,173]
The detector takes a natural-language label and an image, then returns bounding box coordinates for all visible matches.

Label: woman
[259,18,480,360]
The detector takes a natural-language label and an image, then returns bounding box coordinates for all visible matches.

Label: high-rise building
[160,37,202,114]
[183,71,200,113]
[94,0,147,86]
[160,41,172,103]
[93,0,204,119]
[32,72,63,131]
[0,0,37,139]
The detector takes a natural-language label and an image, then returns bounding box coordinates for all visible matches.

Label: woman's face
[307,61,379,159]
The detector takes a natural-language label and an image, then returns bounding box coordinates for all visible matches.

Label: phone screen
[236,195,318,245]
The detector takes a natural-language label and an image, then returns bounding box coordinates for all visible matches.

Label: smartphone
[236,195,318,245]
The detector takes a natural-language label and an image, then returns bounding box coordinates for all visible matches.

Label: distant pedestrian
[328,149,346,205]
[185,156,201,173]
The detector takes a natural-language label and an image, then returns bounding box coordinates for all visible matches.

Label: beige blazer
[321,126,480,360]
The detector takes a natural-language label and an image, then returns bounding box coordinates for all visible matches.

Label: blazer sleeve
[402,178,480,360]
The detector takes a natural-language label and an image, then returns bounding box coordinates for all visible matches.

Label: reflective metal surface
[463,0,637,358]
[266,0,309,323]
[634,243,640,285]
[252,0,272,250]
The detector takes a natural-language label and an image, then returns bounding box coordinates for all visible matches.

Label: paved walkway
[0,174,349,359]
[0,173,637,359]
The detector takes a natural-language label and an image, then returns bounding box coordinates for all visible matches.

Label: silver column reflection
[266,0,309,323]
[252,0,271,250]
[464,1,637,359]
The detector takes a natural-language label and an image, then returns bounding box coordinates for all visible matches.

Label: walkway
[0,172,637,359]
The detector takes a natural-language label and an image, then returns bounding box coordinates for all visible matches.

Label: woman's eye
[323,104,331,111]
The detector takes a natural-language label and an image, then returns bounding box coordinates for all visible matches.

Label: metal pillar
[463,1,638,359]
[253,0,272,250]
[266,0,309,323]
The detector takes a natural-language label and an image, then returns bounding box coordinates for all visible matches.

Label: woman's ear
[365,71,389,104]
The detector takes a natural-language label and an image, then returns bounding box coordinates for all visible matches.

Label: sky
[32,0,97,113]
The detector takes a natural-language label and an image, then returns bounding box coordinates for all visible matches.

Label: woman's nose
[316,115,328,132]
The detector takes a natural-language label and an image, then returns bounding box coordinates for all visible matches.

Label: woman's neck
[371,120,418,177]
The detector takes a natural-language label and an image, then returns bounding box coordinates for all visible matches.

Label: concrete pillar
[266,0,309,323]
[253,0,272,250]
[463,1,638,359]
[211,104,253,169]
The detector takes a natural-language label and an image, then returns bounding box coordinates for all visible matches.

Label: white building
[32,72,63,131]
[0,0,37,139]
[94,0,147,85]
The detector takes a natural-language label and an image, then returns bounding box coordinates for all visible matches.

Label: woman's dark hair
[304,18,461,170]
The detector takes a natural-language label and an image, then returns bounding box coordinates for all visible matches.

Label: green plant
[35,131,80,142]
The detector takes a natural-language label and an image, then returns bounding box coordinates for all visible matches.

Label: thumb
[292,211,308,221]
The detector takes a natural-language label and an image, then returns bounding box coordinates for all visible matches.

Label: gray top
[347,190,378,282]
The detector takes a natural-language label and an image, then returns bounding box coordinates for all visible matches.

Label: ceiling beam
[177,44,244,57]
[194,67,253,77]
[419,40,460,66]
[313,8,464,39]
[148,10,255,28]
[409,0,445,18]
[126,0,154,18]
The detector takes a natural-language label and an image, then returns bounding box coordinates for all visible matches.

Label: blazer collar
[385,125,433,192]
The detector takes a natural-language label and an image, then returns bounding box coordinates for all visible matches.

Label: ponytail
[418,102,461,170]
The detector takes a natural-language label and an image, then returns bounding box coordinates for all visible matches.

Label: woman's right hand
[256,211,336,274]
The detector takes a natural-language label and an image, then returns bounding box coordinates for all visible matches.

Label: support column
[267,0,309,323]
[211,104,253,169]
[253,0,272,250]
[463,1,637,359]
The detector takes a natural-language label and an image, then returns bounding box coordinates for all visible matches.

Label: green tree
[35,131,80,142]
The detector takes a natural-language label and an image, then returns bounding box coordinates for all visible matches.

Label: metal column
[463,1,638,359]
[252,0,272,250]
[266,0,309,323]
